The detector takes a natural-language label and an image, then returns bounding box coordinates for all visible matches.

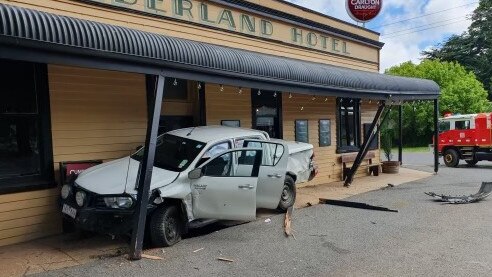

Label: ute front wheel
[443,149,459,167]
[150,205,182,247]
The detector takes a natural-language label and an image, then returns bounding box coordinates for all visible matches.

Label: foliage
[380,125,394,161]
[422,0,492,98]
[385,60,489,146]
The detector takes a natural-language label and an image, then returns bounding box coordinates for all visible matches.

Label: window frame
[336,98,362,153]
[0,62,54,194]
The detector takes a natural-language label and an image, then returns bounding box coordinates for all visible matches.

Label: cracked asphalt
[36,153,492,277]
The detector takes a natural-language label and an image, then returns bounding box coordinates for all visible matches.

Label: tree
[423,0,492,98]
[385,60,489,146]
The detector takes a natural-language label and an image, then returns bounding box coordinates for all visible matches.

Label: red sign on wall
[346,0,383,23]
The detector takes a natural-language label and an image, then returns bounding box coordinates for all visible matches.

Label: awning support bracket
[129,75,165,260]
[344,102,387,187]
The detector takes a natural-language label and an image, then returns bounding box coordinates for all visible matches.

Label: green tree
[385,60,489,146]
[423,0,492,97]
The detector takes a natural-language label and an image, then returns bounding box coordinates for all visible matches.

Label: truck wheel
[150,205,182,247]
[277,175,296,212]
[465,159,478,166]
[443,149,459,167]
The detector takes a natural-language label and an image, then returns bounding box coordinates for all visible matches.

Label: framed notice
[221,120,241,127]
[295,120,309,143]
[319,119,331,147]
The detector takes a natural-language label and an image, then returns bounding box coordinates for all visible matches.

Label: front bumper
[61,190,135,234]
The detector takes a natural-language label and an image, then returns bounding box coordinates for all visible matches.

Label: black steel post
[344,102,386,187]
[129,75,165,260]
[398,105,403,165]
[434,99,439,174]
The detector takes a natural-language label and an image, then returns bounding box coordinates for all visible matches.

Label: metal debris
[425,182,492,204]
[284,206,293,237]
[193,248,204,253]
[319,198,398,213]
[217,257,234,263]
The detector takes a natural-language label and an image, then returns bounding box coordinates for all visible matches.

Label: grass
[391,146,430,153]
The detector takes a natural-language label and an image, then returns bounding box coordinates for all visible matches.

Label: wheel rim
[164,215,177,241]
[445,154,453,163]
[281,184,290,201]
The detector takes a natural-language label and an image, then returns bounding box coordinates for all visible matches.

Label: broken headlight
[103,196,134,209]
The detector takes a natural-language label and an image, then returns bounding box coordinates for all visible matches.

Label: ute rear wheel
[277,175,296,212]
[443,149,459,167]
[150,205,182,247]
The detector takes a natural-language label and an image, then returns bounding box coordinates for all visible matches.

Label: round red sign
[346,0,383,23]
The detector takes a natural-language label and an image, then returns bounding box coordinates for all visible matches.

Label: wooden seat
[339,151,380,181]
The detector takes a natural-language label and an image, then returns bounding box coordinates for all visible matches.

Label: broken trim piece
[425,182,492,204]
[319,198,398,212]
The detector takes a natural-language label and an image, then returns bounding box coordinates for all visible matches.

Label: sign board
[79,0,353,56]
[221,120,241,127]
[295,120,309,143]
[59,160,103,184]
[346,0,383,23]
[319,119,331,147]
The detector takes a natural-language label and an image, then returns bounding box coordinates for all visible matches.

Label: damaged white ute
[60,126,316,247]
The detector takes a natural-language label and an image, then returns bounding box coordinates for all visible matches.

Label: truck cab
[438,113,492,167]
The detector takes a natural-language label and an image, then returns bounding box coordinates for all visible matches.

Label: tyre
[465,159,478,166]
[443,149,459,167]
[150,205,182,247]
[277,175,296,211]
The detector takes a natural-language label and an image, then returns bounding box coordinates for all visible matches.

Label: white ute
[60,126,316,246]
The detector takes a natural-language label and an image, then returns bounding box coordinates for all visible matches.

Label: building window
[337,98,361,152]
[0,59,53,193]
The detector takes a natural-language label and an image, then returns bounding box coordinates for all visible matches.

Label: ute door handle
[268,173,283,178]
[238,184,255,189]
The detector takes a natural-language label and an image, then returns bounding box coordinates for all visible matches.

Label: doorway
[251,90,282,139]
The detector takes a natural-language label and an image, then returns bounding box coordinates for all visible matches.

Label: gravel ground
[36,153,492,277]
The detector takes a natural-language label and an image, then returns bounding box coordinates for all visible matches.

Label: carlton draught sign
[346,0,382,23]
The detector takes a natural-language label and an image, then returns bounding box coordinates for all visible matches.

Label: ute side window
[454,120,470,130]
[196,141,231,167]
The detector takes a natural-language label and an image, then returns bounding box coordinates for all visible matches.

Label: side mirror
[188,168,203,180]
[135,145,143,151]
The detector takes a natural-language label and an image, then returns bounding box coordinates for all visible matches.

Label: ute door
[243,140,289,209]
[190,149,262,220]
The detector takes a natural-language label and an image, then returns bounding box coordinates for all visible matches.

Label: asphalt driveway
[35,153,492,277]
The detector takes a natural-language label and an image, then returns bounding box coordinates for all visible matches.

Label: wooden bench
[339,151,380,181]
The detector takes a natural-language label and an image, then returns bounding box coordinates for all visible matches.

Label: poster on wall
[319,119,331,147]
[295,120,309,143]
[221,120,241,127]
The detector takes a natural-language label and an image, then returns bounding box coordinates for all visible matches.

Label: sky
[285,0,479,71]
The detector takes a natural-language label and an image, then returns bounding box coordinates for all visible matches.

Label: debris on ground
[306,202,313,207]
[387,183,395,187]
[217,257,234,263]
[425,182,492,204]
[141,254,164,260]
[284,206,293,237]
[319,198,398,213]
[193,248,204,253]
[264,218,271,223]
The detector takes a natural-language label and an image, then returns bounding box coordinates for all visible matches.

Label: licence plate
[62,204,77,219]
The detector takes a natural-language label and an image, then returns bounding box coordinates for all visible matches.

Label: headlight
[61,185,71,199]
[75,191,86,207]
[104,196,134,209]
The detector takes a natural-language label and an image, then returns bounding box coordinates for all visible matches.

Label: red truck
[437,113,492,167]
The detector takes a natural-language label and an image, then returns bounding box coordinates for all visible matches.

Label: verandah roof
[0,3,440,100]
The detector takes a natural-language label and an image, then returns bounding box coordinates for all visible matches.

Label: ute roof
[167,126,268,143]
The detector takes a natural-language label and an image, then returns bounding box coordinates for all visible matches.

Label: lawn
[391,146,430,153]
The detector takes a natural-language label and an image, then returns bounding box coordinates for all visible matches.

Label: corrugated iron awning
[0,3,440,100]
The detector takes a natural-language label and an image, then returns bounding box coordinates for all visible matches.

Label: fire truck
[437,113,492,167]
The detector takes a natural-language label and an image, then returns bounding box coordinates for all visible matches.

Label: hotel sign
[81,0,352,55]
[346,0,382,23]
